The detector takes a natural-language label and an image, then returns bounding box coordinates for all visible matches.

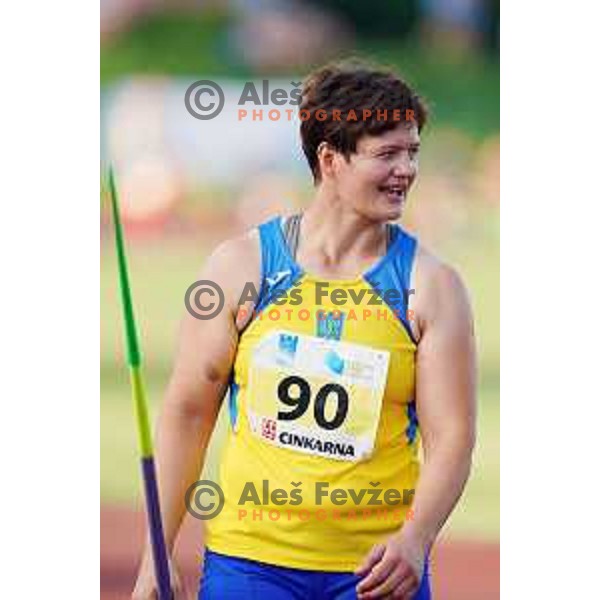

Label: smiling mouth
[378,185,406,203]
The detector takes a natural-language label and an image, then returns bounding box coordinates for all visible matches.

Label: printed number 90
[277,375,349,430]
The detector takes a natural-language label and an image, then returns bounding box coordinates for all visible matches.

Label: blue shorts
[199,549,431,600]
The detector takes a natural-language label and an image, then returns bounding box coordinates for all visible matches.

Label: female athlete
[133,61,476,600]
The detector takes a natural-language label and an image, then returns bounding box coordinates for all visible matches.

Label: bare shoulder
[207,228,260,273]
[200,228,261,307]
[411,244,473,333]
[413,245,467,299]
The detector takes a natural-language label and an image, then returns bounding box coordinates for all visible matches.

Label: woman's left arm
[356,257,477,600]
[401,259,477,550]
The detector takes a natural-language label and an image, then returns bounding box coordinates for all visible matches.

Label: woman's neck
[299,187,387,270]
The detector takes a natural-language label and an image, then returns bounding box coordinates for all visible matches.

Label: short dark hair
[299,61,428,181]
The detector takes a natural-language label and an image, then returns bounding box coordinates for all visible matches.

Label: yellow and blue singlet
[205,215,420,571]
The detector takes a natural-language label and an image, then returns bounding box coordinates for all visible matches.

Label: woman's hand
[131,551,190,600]
[354,532,426,600]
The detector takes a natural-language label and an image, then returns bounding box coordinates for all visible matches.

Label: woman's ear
[316,141,338,180]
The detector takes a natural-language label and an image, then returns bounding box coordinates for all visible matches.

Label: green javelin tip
[108,167,154,457]
[108,167,141,367]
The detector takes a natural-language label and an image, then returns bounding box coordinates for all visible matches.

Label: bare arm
[356,251,477,600]
[401,253,477,551]
[132,231,260,599]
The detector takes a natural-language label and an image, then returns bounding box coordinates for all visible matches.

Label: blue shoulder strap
[255,216,304,314]
[364,224,418,344]
[228,216,303,433]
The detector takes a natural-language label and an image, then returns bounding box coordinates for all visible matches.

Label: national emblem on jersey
[316,310,345,340]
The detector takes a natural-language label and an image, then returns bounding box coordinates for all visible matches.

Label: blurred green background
[101,0,499,543]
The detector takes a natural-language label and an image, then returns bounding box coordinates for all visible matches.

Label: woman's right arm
[132,231,260,599]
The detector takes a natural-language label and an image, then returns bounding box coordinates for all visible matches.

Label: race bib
[245,330,390,462]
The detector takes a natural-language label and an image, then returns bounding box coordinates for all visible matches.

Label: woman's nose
[391,157,415,178]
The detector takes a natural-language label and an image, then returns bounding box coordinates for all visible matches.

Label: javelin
[108,167,172,600]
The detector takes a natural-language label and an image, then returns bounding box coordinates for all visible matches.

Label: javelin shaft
[108,168,172,600]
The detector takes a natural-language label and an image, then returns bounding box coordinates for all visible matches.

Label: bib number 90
[277,375,349,430]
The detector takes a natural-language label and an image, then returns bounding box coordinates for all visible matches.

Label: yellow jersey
[205,215,420,571]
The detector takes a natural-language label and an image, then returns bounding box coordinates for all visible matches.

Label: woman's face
[332,123,420,222]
